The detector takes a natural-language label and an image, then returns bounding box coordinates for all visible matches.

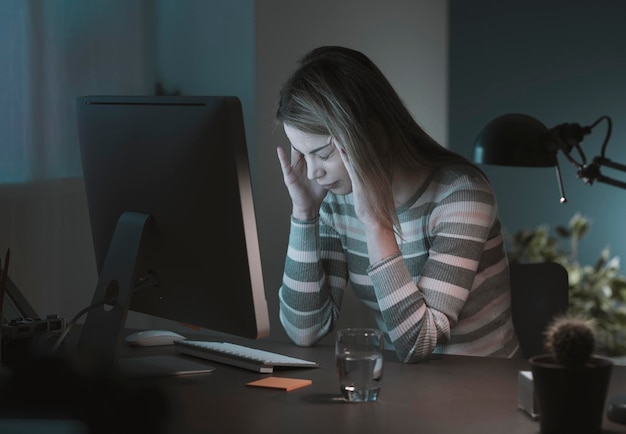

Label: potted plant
[530,314,613,434]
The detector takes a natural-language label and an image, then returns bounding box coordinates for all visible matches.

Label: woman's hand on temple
[276,146,327,221]
[333,140,382,230]
[334,141,399,263]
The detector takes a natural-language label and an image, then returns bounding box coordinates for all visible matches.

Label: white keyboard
[174,340,319,373]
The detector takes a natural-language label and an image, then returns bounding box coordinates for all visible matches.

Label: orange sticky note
[246,377,312,391]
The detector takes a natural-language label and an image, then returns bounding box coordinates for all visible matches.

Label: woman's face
[283,124,352,195]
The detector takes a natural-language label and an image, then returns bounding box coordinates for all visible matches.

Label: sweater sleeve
[278,215,349,346]
[368,172,499,363]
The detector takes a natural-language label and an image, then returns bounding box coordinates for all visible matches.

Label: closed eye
[318,148,334,161]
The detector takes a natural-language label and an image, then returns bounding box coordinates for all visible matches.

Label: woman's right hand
[276,146,327,220]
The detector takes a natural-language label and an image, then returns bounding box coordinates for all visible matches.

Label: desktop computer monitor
[75,95,269,372]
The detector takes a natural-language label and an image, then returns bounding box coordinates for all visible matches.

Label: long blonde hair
[276,46,470,231]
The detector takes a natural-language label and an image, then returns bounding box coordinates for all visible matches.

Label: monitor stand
[76,211,215,377]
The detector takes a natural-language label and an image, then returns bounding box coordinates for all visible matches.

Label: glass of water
[335,328,384,402]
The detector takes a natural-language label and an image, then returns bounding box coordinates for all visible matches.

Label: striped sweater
[279,163,520,363]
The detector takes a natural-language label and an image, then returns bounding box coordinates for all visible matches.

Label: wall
[154,0,257,175]
[449,0,626,267]
[0,0,156,323]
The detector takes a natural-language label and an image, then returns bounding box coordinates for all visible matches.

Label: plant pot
[530,354,613,434]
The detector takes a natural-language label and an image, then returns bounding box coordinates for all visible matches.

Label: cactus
[543,314,596,366]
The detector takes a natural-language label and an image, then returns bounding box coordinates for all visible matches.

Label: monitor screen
[75,95,269,372]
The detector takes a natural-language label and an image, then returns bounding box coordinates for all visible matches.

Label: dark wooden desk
[2,337,626,434]
[123,339,626,434]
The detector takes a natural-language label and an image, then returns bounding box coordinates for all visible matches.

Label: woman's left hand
[334,140,381,229]
[334,140,400,263]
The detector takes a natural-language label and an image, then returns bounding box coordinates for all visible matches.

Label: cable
[50,272,159,354]
[49,269,160,355]
[50,294,117,354]
[589,115,612,158]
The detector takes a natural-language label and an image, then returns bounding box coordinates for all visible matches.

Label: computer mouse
[125,330,186,347]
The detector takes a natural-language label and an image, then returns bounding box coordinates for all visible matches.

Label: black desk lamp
[473,113,625,203]
[475,115,626,424]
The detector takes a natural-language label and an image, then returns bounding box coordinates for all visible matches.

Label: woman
[276,46,519,362]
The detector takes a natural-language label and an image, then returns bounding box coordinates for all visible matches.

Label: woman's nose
[306,159,324,180]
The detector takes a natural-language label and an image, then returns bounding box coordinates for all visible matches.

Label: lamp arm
[590,115,612,158]
[594,156,626,172]
[553,116,611,168]
[593,175,626,190]
[550,122,592,165]
[577,157,626,190]
[553,116,626,190]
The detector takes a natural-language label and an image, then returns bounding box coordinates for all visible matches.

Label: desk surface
[128,339,626,434]
[2,336,626,434]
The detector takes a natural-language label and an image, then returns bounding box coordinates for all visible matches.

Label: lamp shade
[473,114,557,167]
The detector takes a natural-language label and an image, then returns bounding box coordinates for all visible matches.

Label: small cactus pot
[530,354,613,434]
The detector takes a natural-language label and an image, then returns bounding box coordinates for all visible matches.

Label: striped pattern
[279,164,520,362]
